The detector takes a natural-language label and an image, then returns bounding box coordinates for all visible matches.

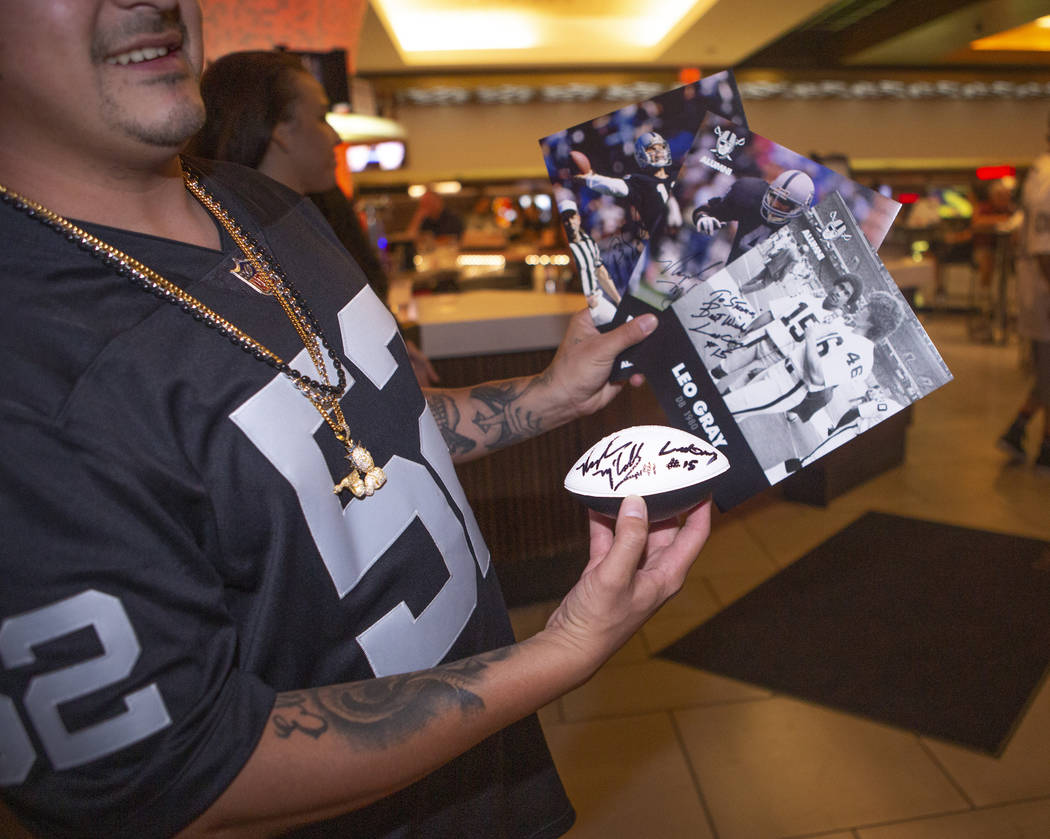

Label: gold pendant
[332,444,386,498]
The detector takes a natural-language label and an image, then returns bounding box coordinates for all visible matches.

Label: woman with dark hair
[187,50,436,383]
[188,50,340,196]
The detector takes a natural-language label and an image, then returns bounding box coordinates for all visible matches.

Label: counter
[411,290,586,358]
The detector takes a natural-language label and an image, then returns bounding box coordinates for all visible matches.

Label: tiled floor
[509,313,1050,839]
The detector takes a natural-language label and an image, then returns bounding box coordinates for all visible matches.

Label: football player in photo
[719,291,903,420]
[575,131,683,242]
[709,272,864,386]
[770,385,906,480]
[692,169,815,262]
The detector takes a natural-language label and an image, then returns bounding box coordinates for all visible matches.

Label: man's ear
[269,120,293,154]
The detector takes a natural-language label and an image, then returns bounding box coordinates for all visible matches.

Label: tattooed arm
[180,496,712,838]
[424,309,659,463]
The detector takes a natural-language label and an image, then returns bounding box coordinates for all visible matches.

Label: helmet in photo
[635,131,672,169]
[761,169,815,225]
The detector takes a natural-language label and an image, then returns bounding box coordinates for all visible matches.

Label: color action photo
[634,111,902,310]
[539,71,746,326]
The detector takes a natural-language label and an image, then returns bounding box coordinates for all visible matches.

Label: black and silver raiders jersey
[0,161,572,839]
[624,171,678,238]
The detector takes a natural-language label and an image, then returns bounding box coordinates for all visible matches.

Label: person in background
[187,50,438,385]
[998,123,1050,473]
[0,4,711,836]
[407,188,464,248]
[970,179,1017,292]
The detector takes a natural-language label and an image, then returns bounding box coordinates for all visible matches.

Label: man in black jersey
[576,130,684,242]
[692,169,815,262]
[0,3,711,838]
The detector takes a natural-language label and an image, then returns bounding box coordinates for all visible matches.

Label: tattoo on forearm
[273,694,329,739]
[426,392,476,455]
[271,647,514,749]
[470,382,542,447]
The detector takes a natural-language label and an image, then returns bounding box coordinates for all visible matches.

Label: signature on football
[574,436,718,491]
[573,436,650,492]
[658,441,720,467]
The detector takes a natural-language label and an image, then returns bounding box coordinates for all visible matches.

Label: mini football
[564,425,730,521]
[569,149,592,175]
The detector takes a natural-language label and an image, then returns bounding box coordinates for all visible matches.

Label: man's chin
[126,102,206,150]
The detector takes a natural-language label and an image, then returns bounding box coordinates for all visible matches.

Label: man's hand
[540,308,658,425]
[695,214,725,236]
[543,496,712,673]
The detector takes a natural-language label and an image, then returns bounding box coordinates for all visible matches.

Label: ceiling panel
[202,0,1050,76]
[367,0,718,65]
[354,0,1050,73]
[359,0,841,70]
[846,0,1050,66]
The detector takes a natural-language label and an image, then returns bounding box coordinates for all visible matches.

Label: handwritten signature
[575,437,647,492]
[658,442,719,467]
[689,288,754,320]
[650,249,724,284]
[575,436,719,492]
[600,234,644,279]
[686,328,748,359]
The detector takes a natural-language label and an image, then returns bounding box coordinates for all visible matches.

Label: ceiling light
[326,113,406,145]
[370,0,715,64]
[381,9,539,52]
[970,16,1050,51]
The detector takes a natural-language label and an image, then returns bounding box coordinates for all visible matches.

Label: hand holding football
[569,149,592,175]
[564,425,730,521]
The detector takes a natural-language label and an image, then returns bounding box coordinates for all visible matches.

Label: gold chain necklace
[0,167,386,499]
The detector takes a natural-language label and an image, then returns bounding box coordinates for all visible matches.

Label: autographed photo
[635,191,952,509]
[538,71,746,327]
[633,111,902,309]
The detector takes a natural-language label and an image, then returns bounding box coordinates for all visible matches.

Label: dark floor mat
[658,512,1050,754]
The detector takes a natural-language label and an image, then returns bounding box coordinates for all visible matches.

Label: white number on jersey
[0,591,171,782]
[0,289,489,782]
[232,289,490,676]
